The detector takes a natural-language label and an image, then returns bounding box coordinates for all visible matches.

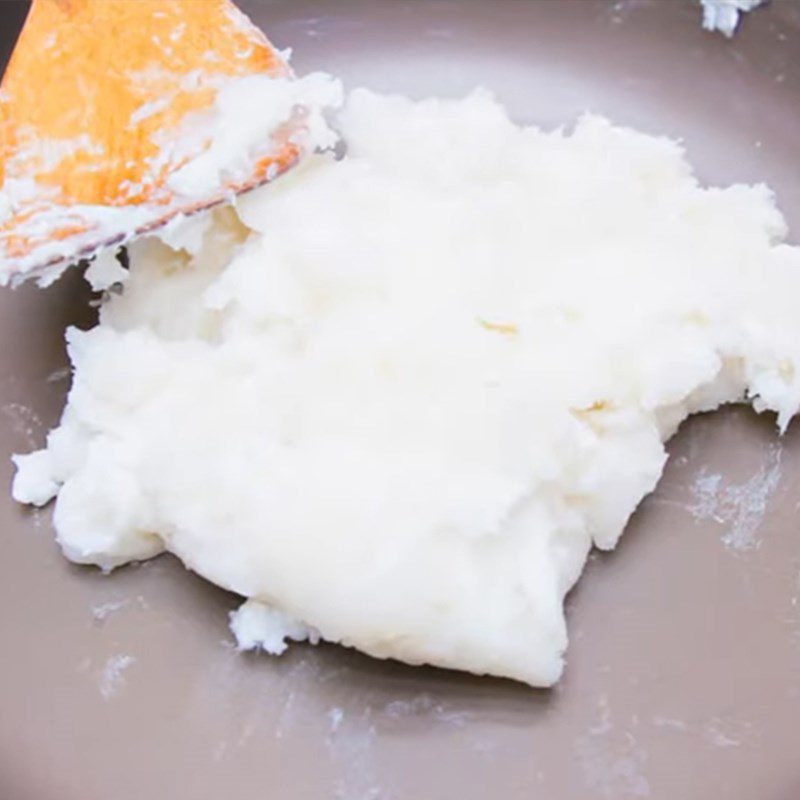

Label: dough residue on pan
[12,87,800,686]
[700,0,766,37]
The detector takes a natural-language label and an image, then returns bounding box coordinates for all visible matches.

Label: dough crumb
[700,0,766,37]
[230,599,320,655]
[11,450,58,507]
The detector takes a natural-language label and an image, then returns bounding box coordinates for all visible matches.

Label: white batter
[13,88,800,686]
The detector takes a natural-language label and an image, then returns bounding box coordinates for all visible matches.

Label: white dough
[700,0,766,37]
[229,599,320,655]
[13,88,800,685]
[84,249,129,292]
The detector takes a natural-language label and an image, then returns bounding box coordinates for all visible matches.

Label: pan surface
[1,2,799,799]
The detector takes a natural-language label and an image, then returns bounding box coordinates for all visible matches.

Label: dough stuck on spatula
[0,0,339,284]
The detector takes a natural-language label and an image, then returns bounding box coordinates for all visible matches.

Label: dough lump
[14,88,800,685]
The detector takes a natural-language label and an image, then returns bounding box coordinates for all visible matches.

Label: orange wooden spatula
[0,0,305,285]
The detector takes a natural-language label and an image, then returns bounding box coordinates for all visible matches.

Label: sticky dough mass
[13,88,800,686]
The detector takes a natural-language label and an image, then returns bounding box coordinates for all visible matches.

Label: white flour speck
[328,706,345,735]
[45,366,71,384]
[274,690,296,740]
[688,472,723,519]
[383,693,472,728]
[651,716,688,732]
[575,695,651,798]
[237,718,258,748]
[213,740,228,762]
[327,708,381,800]
[688,444,782,551]
[706,727,739,747]
[91,594,149,622]
[91,599,128,621]
[2,403,43,449]
[784,567,800,647]
[99,654,136,700]
[703,716,756,748]
[384,695,432,718]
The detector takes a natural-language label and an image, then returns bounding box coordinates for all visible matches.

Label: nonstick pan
[1,2,799,798]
